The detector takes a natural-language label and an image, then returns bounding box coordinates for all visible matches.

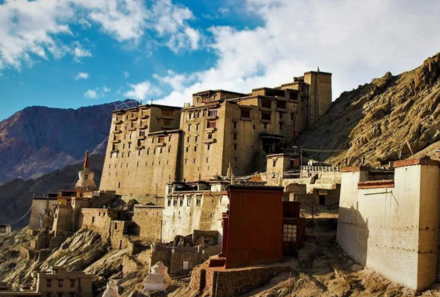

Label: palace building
[99,71,332,203]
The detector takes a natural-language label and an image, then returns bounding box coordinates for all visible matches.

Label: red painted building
[219,185,306,269]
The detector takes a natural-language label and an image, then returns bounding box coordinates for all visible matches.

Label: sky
[1,0,440,121]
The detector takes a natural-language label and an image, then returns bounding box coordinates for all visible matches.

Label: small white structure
[102,281,120,297]
[0,225,11,236]
[143,262,170,292]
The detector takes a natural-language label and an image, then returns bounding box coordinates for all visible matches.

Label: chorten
[143,261,171,292]
[75,150,97,190]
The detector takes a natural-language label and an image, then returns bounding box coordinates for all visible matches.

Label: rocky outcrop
[0,100,134,183]
[299,52,440,167]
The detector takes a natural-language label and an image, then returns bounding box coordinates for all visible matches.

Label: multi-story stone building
[99,71,332,201]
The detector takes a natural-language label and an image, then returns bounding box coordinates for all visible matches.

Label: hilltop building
[99,71,332,202]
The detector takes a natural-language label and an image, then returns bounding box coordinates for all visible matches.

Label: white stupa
[75,150,97,190]
[143,261,171,292]
[102,281,120,297]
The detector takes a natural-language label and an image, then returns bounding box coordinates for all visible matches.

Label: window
[180,199,183,207]
[46,293,52,297]
[58,293,63,297]
[183,259,190,270]
[196,199,201,207]
[261,112,271,121]
[163,119,172,127]
[262,99,272,109]
[241,109,251,118]
[187,136,190,143]
[279,123,283,130]
[47,280,52,288]
[115,223,118,230]
[58,280,64,287]
[207,144,210,150]
[186,147,189,152]
[253,124,256,130]
[187,197,191,206]
[207,121,216,128]
[168,199,172,207]
[279,112,283,119]
[158,136,165,143]
[277,100,286,109]
[91,217,95,223]
[168,147,171,153]
[70,280,75,287]
[233,122,237,129]
[208,110,218,117]
[208,134,213,139]
[233,133,237,140]
[263,123,268,129]
[206,158,209,163]
[195,136,198,142]
[118,182,121,188]
[234,144,237,150]
[161,109,173,117]
[70,293,76,297]
[273,160,277,167]
[194,146,197,152]
[156,119,160,124]
[187,124,191,131]
[196,123,200,130]
[283,224,297,242]
[291,113,294,120]
[173,200,177,206]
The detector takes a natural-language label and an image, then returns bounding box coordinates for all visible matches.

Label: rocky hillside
[0,155,104,228]
[299,52,440,167]
[0,100,135,183]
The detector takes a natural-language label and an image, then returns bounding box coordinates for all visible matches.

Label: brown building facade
[100,72,332,200]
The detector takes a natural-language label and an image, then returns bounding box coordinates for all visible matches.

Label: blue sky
[1,0,440,121]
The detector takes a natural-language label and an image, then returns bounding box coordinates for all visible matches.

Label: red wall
[225,186,284,269]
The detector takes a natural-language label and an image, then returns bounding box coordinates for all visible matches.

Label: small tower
[75,150,97,191]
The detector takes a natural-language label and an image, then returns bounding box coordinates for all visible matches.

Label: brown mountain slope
[0,155,104,228]
[0,100,135,183]
[298,52,440,167]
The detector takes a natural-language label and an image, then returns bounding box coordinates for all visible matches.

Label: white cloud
[155,0,440,107]
[125,80,162,101]
[0,0,200,71]
[124,71,130,78]
[75,72,89,80]
[84,89,98,99]
[72,43,92,62]
[103,86,111,92]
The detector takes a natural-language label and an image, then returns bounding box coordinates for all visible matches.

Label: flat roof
[148,129,181,136]
[113,103,182,113]
[304,71,332,75]
[192,89,247,96]
[266,153,299,157]
[228,185,284,191]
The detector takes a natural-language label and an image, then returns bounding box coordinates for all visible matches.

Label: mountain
[299,52,440,167]
[0,100,135,183]
[0,154,104,228]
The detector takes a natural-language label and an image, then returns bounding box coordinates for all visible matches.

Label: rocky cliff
[0,155,104,228]
[299,52,440,167]
[0,100,134,183]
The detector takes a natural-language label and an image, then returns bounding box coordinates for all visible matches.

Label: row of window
[45,293,76,297]
[115,109,174,121]
[167,197,202,207]
[46,279,75,288]
[111,145,172,156]
[187,109,218,120]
